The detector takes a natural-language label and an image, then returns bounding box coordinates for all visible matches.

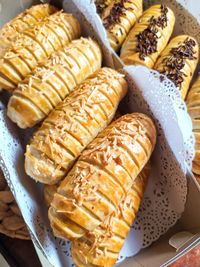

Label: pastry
[25,68,128,184]
[95,0,113,17]
[186,76,200,175]
[120,4,175,68]
[0,11,80,91]
[71,162,151,267]
[48,113,156,240]
[44,183,59,207]
[0,4,57,57]
[155,35,199,100]
[7,38,102,128]
[99,0,143,51]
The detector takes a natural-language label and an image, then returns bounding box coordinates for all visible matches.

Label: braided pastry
[0,4,57,57]
[71,162,150,267]
[0,11,80,91]
[7,38,102,128]
[155,35,199,100]
[48,113,156,240]
[25,68,127,184]
[120,4,175,68]
[99,0,143,51]
[186,76,200,175]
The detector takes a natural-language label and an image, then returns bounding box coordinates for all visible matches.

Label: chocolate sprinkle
[161,38,197,89]
[103,0,134,30]
[95,0,109,16]
[136,5,168,60]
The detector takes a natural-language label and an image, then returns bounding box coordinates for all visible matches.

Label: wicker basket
[0,169,30,240]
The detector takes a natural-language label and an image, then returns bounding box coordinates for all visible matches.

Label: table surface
[0,234,41,267]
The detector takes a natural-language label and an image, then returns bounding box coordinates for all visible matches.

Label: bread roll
[25,68,128,184]
[120,4,175,68]
[186,76,200,175]
[155,35,199,100]
[0,4,57,57]
[7,38,102,128]
[48,113,156,240]
[71,162,151,267]
[194,174,200,185]
[100,0,143,51]
[0,11,80,91]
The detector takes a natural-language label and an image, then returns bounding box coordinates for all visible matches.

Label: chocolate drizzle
[103,0,134,30]
[136,5,168,60]
[161,38,197,88]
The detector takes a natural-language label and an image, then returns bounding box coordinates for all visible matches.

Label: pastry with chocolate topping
[95,0,113,17]
[96,0,143,51]
[155,35,199,99]
[120,4,175,67]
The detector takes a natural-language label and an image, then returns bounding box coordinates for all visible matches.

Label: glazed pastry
[100,0,143,51]
[0,11,80,91]
[7,38,102,128]
[95,0,113,17]
[25,68,128,184]
[120,4,175,68]
[155,35,199,100]
[43,112,122,206]
[48,113,156,240]
[186,76,200,175]
[0,4,57,57]
[71,162,151,267]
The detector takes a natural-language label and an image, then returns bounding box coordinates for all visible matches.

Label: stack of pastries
[1,0,200,266]
[0,3,157,266]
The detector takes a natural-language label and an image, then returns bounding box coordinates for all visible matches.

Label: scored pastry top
[48,113,156,240]
[120,4,175,68]
[25,67,128,184]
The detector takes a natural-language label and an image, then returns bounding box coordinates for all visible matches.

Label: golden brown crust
[7,38,102,128]
[155,35,199,100]
[71,162,151,267]
[120,4,175,68]
[25,68,128,184]
[95,0,113,17]
[186,76,200,175]
[48,113,156,240]
[0,11,81,91]
[0,4,58,58]
[101,0,143,51]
